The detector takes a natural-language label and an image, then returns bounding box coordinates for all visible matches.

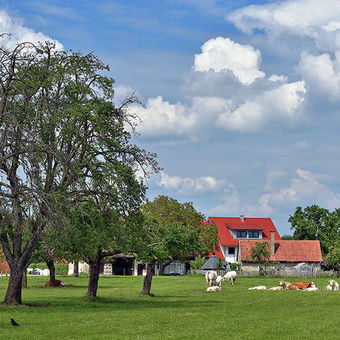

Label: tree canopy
[289,205,340,254]
[138,196,215,295]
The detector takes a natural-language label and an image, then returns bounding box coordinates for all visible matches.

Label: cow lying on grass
[269,286,283,290]
[206,286,221,292]
[248,286,267,290]
[279,281,291,289]
[45,279,65,287]
[325,279,339,291]
[288,282,314,290]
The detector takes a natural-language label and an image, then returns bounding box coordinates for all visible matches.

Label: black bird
[10,318,19,326]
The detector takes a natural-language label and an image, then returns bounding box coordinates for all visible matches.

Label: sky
[2,0,340,235]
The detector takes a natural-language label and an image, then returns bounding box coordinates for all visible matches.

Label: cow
[45,279,65,287]
[288,281,314,290]
[248,286,267,290]
[279,281,291,289]
[223,271,237,285]
[206,286,221,292]
[329,279,340,291]
[205,271,217,286]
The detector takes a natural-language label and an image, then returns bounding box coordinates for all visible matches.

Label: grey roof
[201,255,229,270]
[292,262,312,271]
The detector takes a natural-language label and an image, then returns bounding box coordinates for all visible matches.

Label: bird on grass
[10,318,19,326]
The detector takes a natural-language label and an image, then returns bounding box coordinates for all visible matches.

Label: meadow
[0,274,339,340]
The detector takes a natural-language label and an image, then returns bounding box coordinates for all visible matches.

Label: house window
[236,231,247,238]
[228,247,235,255]
[249,231,259,238]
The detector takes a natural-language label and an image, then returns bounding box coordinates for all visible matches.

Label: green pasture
[0,275,339,339]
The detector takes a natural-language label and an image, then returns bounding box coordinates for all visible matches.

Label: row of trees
[289,205,340,270]
[0,36,217,304]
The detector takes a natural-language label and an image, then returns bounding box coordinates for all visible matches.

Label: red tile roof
[239,239,322,262]
[208,216,281,245]
[206,216,281,260]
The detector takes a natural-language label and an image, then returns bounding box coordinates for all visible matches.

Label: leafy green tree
[138,218,205,295]
[61,201,139,297]
[139,196,214,295]
[0,38,158,304]
[289,205,340,254]
[142,195,218,257]
[248,242,270,274]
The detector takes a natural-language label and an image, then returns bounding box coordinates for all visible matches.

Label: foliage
[190,255,207,270]
[281,234,293,240]
[141,195,218,253]
[216,258,224,271]
[322,241,340,271]
[230,262,242,271]
[142,195,205,227]
[248,242,270,275]
[248,242,270,264]
[289,205,340,254]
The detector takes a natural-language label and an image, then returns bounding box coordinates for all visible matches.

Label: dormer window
[236,231,247,238]
[249,231,259,238]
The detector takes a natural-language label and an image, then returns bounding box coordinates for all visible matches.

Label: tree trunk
[3,263,24,305]
[159,260,171,275]
[46,259,56,286]
[22,269,27,288]
[142,259,155,295]
[73,261,79,278]
[87,251,102,297]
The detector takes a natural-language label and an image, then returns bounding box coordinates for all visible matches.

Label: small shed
[201,254,229,270]
[293,262,314,273]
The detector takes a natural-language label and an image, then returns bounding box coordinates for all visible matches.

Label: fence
[191,269,339,278]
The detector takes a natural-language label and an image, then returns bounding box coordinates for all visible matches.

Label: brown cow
[45,279,65,287]
[288,281,314,290]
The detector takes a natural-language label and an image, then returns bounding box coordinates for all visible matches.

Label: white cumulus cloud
[216,80,306,132]
[133,96,196,137]
[0,10,63,49]
[297,52,340,100]
[228,0,340,52]
[258,168,340,211]
[158,172,226,195]
[194,37,265,85]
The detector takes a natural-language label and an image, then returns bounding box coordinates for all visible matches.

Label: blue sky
[2,0,340,235]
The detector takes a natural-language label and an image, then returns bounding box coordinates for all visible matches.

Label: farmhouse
[206,215,323,272]
[206,215,282,263]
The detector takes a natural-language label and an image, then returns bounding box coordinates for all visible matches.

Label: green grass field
[0,275,339,339]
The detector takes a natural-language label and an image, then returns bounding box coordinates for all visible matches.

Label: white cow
[248,286,267,290]
[207,286,221,292]
[205,271,217,286]
[269,286,283,290]
[216,275,224,288]
[304,286,319,291]
[223,271,237,285]
[329,279,340,291]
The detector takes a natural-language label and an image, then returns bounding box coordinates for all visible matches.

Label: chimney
[270,231,275,256]
[240,214,245,222]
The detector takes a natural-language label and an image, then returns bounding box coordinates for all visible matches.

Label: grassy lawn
[0,274,339,339]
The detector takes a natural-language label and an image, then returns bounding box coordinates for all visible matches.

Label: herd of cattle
[205,270,340,292]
